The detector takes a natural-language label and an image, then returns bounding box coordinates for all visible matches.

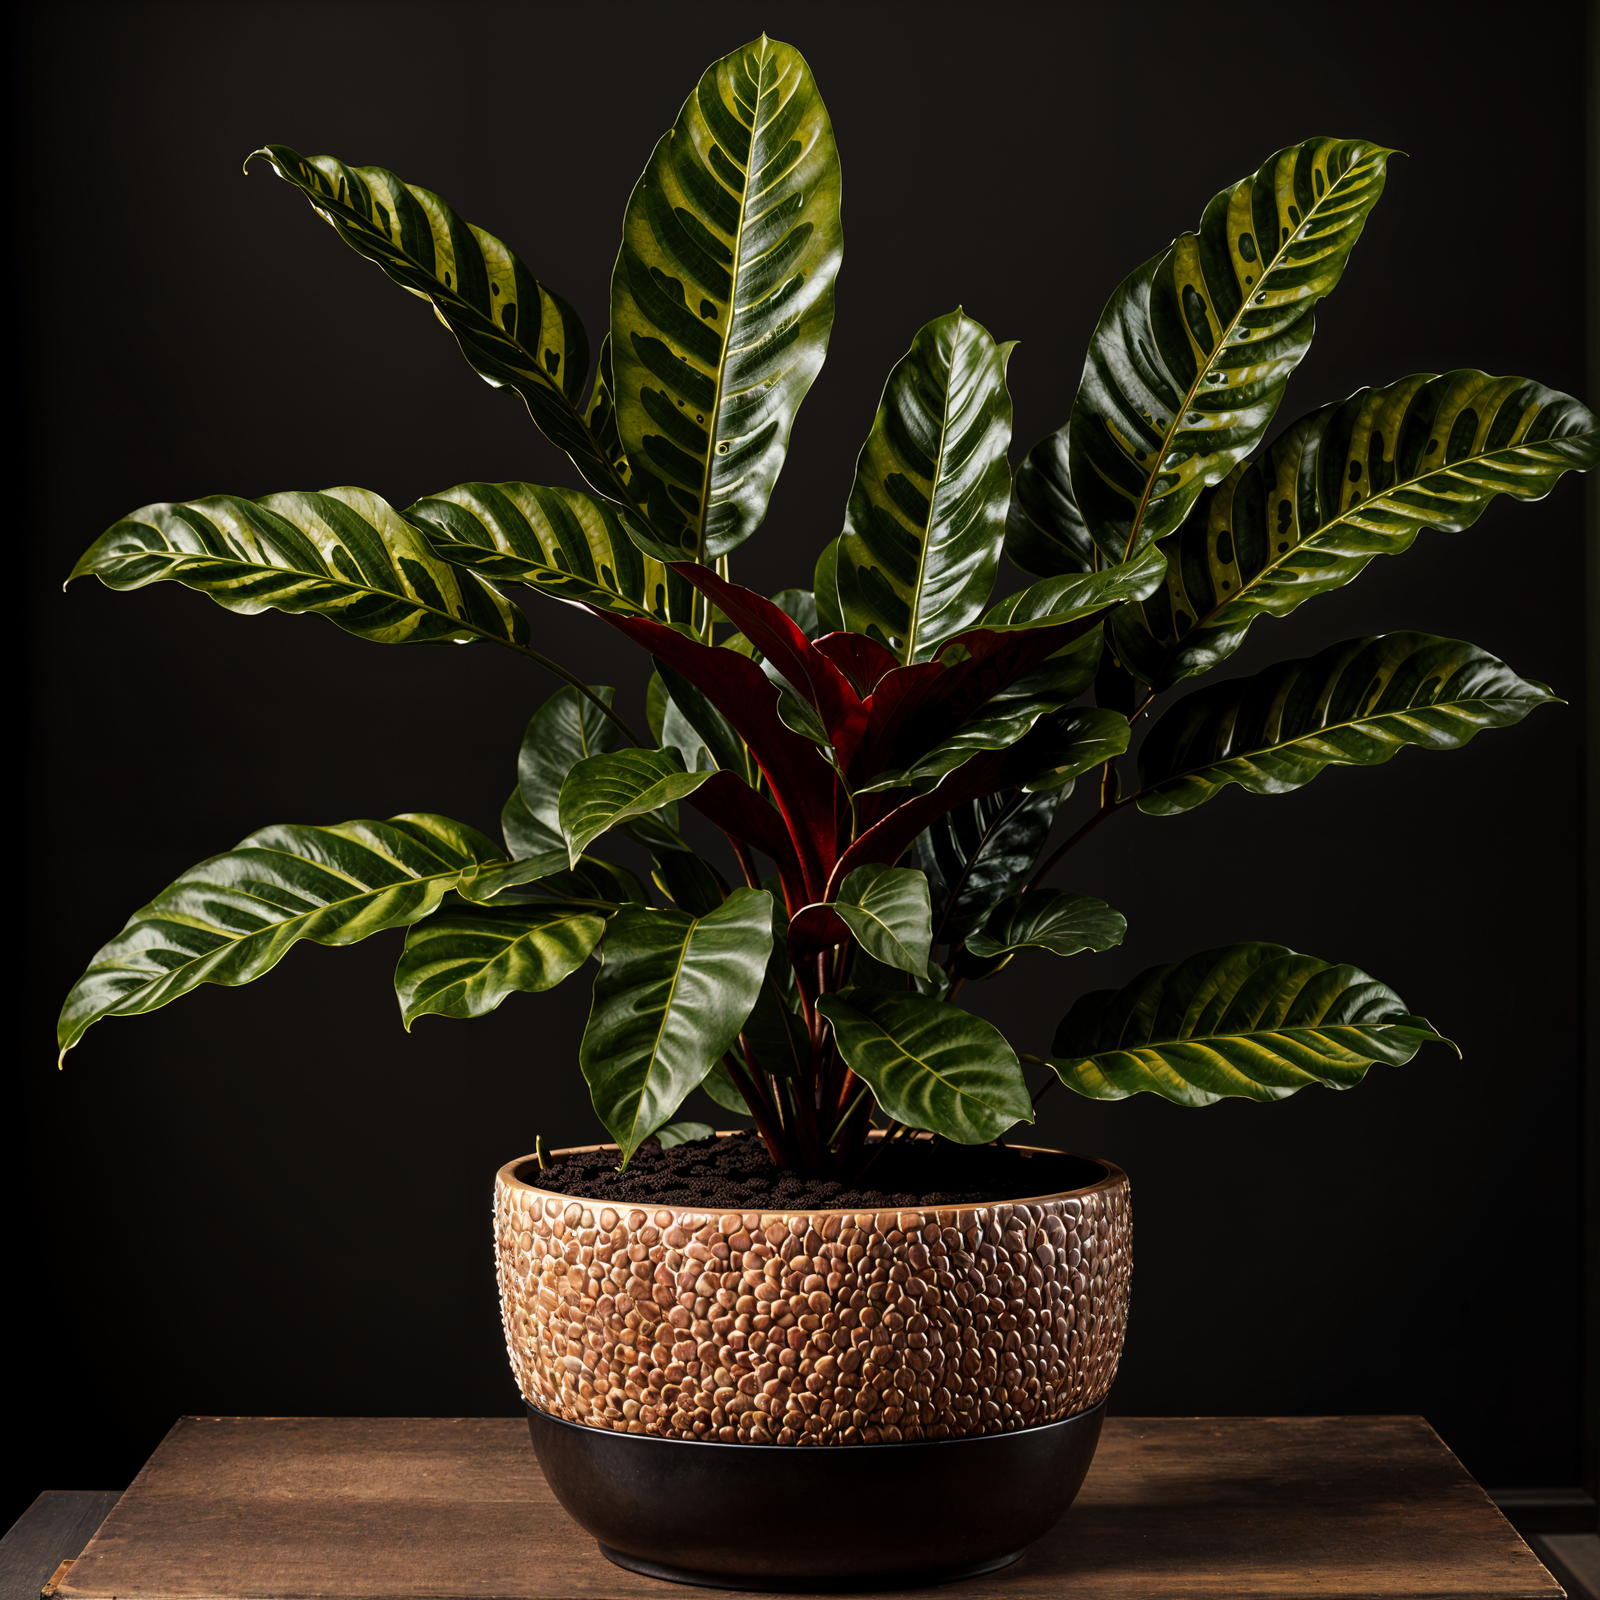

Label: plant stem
[725,1050,789,1166]
[730,837,760,890]
[511,643,646,747]
[828,1084,870,1146]
[1026,795,1128,892]
[1020,1053,1059,1109]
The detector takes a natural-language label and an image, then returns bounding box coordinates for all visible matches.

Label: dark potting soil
[523,1131,1105,1210]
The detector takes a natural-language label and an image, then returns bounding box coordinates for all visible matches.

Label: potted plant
[55,31,1595,1591]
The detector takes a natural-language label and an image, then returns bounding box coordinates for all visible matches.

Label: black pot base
[598,1543,1026,1593]
[527,1398,1105,1592]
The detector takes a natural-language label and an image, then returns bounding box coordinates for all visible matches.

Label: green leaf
[540,856,653,908]
[817,991,1032,1143]
[654,1120,717,1148]
[1048,942,1454,1106]
[654,659,757,783]
[1136,632,1559,815]
[830,865,934,979]
[58,815,502,1060]
[1004,428,1095,577]
[917,789,1060,947]
[610,35,841,561]
[394,903,606,1026]
[1112,371,1600,687]
[652,850,725,915]
[70,487,530,649]
[856,689,1083,795]
[246,146,616,497]
[559,749,715,866]
[816,310,1015,662]
[1064,138,1393,565]
[504,685,623,864]
[581,889,774,1162]
[405,482,700,630]
[966,890,1126,962]
[983,544,1167,626]
[1002,707,1130,794]
[769,589,820,638]
[701,1060,756,1115]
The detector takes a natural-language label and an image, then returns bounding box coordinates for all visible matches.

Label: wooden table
[2,1416,1568,1599]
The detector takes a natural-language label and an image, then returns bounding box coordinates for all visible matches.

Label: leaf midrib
[855,1009,1015,1114]
[99,860,477,995]
[1120,153,1375,562]
[901,323,961,666]
[1156,422,1600,679]
[1139,682,1536,795]
[694,37,774,565]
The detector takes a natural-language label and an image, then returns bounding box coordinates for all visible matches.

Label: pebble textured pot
[494,1140,1131,1447]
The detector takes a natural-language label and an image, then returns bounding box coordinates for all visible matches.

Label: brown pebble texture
[494,1139,1131,1447]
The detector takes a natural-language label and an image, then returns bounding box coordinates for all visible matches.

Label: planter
[494,1137,1131,1588]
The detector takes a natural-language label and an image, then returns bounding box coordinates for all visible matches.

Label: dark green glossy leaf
[655,1120,716,1147]
[1048,942,1454,1105]
[917,789,1060,947]
[770,589,820,638]
[816,310,1015,661]
[394,903,605,1025]
[1001,708,1130,794]
[983,544,1166,626]
[817,990,1032,1142]
[829,865,933,978]
[611,35,841,561]
[966,889,1126,962]
[654,659,757,783]
[405,482,700,629]
[741,880,806,1076]
[504,685,622,862]
[70,487,530,649]
[246,145,619,497]
[1112,371,1600,687]
[1136,632,1558,815]
[700,1062,756,1115]
[582,889,774,1162]
[1004,428,1095,577]
[652,850,725,915]
[1059,138,1392,566]
[559,749,715,865]
[59,815,502,1060]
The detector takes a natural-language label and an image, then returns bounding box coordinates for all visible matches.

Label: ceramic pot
[494,1137,1131,1588]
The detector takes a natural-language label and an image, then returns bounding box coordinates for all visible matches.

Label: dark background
[10,0,1593,1531]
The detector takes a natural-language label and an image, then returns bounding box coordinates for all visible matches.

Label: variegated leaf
[1048,943,1453,1105]
[70,487,530,648]
[406,482,700,629]
[1136,632,1558,815]
[610,34,841,561]
[59,815,503,1059]
[1049,138,1392,567]
[395,903,606,1025]
[816,310,1015,662]
[246,145,620,496]
[1112,371,1600,687]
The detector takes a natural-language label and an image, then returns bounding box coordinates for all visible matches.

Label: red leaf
[582,606,841,899]
[850,617,1098,786]
[670,563,868,762]
[827,749,1011,899]
[814,631,899,696]
[687,772,812,917]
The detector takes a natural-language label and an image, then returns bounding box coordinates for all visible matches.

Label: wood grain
[56,1416,1564,1599]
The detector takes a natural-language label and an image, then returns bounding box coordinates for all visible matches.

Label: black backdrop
[10,0,1592,1529]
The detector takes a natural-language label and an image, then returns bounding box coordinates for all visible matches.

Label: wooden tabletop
[41,1415,1562,1600]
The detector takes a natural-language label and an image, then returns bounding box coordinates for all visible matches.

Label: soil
[522,1131,1105,1210]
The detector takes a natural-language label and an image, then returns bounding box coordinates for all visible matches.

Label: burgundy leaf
[688,771,812,916]
[828,750,1011,898]
[814,631,899,696]
[582,605,841,899]
[671,563,867,759]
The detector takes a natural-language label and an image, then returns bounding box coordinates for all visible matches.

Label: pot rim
[497,1132,1127,1218]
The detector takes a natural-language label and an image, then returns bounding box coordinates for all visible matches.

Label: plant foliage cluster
[59,36,1596,1174]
